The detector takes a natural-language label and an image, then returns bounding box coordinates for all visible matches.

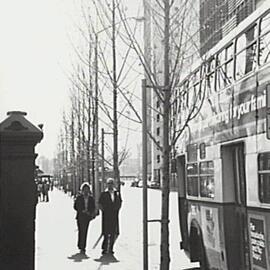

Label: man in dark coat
[98,178,122,255]
[74,182,95,254]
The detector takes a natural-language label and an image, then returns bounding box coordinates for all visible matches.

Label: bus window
[236,35,246,79]
[194,82,200,98]
[258,152,270,203]
[224,43,234,84]
[237,33,247,53]
[187,163,199,196]
[199,161,215,198]
[184,80,189,108]
[225,60,234,83]
[192,68,201,101]
[192,69,200,85]
[245,43,257,73]
[216,50,226,91]
[188,85,195,108]
[217,48,226,65]
[187,176,199,196]
[259,12,270,65]
[206,58,216,93]
[207,72,215,94]
[198,64,206,99]
[187,144,198,162]
[226,43,234,60]
[236,25,257,80]
[260,12,270,36]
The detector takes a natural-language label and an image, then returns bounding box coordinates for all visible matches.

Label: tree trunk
[112,0,120,191]
[160,0,171,269]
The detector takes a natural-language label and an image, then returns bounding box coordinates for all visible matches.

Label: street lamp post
[142,79,148,270]
[93,32,99,206]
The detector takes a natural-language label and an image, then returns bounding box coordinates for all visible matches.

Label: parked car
[131,178,139,187]
[137,180,153,188]
[149,181,160,189]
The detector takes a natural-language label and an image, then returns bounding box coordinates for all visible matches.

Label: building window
[157,127,160,136]
[157,114,160,122]
[258,152,270,203]
[157,155,160,163]
[156,100,160,108]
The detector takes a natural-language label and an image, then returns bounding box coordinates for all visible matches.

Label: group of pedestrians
[37,180,51,202]
[73,178,122,256]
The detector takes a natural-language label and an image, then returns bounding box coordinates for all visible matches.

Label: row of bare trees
[54,0,142,194]
[54,0,208,269]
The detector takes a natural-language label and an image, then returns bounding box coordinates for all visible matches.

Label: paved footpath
[35,185,199,270]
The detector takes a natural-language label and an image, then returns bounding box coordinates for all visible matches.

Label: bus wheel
[190,225,209,270]
[198,236,208,270]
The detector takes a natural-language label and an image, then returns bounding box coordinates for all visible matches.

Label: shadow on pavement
[94,254,120,269]
[67,252,90,262]
[182,268,200,270]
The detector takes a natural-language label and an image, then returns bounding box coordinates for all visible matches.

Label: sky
[0,0,75,158]
[0,0,143,160]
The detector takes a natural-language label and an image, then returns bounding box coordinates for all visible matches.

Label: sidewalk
[35,186,199,270]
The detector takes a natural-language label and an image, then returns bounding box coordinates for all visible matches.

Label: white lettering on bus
[197,90,266,129]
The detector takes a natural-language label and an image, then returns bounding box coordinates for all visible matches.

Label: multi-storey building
[143,0,200,187]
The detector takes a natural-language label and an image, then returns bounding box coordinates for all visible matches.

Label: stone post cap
[0,111,43,143]
[7,111,27,116]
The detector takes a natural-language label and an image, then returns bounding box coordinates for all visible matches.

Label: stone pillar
[0,111,43,270]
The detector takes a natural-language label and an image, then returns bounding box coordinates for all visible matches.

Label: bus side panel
[188,202,253,270]
[176,155,189,252]
[247,209,270,270]
[200,205,222,269]
[223,204,245,270]
[179,196,189,251]
[188,202,223,269]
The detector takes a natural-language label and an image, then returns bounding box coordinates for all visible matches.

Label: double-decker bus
[176,2,270,269]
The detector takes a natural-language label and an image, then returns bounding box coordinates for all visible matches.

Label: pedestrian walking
[74,182,95,254]
[37,181,43,202]
[98,178,122,255]
[42,181,50,202]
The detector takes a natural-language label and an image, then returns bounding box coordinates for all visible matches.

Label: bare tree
[116,0,205,269]
[55,0,138,195]
[73,0,142,190]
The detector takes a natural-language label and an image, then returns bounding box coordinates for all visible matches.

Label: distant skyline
[0,0,142,159]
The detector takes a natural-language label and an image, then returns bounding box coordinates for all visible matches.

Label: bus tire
[198,237,208,270]
[190,225,209,270]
